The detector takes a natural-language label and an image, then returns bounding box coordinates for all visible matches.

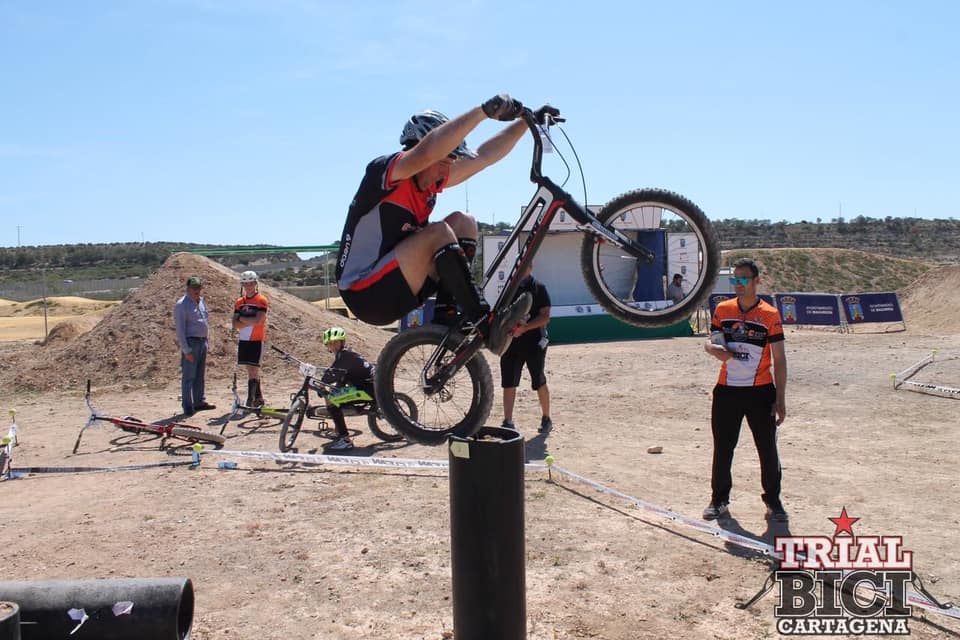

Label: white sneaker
[327,437,354,452]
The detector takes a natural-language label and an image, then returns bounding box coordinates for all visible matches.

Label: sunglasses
[729,276,753,286]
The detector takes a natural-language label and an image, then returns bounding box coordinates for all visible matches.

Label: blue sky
[2,0,958,249]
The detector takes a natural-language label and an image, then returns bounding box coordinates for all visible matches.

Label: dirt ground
[2,257,960,639]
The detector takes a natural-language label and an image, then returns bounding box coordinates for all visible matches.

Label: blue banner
[708,293,774,315]
[400,298,436,331]
[775,293,842,326]
[841,292,903,324]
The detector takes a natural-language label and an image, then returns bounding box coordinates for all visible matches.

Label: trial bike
[73,380,226,453]
[268,345,412,452]
[374,103,720,445]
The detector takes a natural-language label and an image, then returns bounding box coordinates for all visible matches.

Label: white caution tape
[546,464,776,556]
[545,464,960,621]
[206,448,452,470]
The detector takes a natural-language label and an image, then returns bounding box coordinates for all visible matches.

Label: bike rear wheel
[367,393,415,443]
[278,395,307,452]
[169,426,225,447]
[580,188,720,327]
[375,325,492,446]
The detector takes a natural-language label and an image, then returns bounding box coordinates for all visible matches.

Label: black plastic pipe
[0,577,193,640]
[449,426,526,640]
[0,601,20,640]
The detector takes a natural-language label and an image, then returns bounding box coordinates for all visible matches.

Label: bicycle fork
[421,331,482,396]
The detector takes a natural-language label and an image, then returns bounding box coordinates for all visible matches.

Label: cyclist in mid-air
[335,94,533,356]
[319,327,376,452]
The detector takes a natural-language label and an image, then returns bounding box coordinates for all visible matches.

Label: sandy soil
[3,327,960,639]
[3,256,960,639]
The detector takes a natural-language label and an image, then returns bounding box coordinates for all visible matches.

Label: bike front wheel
[580,188,720,327]
[278,394,307,452]
[367,393,416,443]
[169,426,226,448]
[375,325,492,446]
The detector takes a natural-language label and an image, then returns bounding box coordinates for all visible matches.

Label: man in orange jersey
[702,257,788,523]
[233,270,270,408]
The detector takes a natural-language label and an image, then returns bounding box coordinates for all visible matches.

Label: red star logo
[829,507,859,537]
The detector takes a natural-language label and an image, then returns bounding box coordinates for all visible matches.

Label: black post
[449,426,525,640]
[0,602,20,640]
[0,577,193,640]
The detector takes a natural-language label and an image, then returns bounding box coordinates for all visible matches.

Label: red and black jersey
[336,152,447,291]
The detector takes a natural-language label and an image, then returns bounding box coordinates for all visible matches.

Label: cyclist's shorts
[500,343,547,390]
[237,340,263,367]
[341,261,437,326]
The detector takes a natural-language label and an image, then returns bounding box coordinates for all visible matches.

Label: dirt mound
[38,316,102,346]
[898,264,960,333]
[0,297,119,318]
[0,253,395,392]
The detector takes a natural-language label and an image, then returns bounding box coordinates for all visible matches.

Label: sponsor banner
[708,293,774,315]
[775,293,842,326]
[841,292,903,324]
[400,298,436,331]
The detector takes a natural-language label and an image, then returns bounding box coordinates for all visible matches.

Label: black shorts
[500,342,547,390]
[237,340,263,367]
[341,267,437,326]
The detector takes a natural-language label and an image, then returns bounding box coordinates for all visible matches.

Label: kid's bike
[374,103,720,445]
[265,346,411,452]
[73,381,226,453]
[227,371,289,427]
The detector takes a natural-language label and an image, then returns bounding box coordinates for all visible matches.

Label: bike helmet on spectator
[240,270,259,283]
[323,327,346,345]
[400,110,477,159]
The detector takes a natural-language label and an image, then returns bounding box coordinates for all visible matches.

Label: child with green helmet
[320,326,376,451]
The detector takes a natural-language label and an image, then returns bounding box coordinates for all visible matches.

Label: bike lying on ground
[375,103,720,445]
[263,345,411,452]
[73,381,225,453]
[227,371,289,429]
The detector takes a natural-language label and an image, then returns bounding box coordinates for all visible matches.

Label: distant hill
[722,248,931,294]
[1,216,956,299]
[712,216,960,261]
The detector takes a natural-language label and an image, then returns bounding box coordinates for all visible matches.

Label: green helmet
[322,327,346,345]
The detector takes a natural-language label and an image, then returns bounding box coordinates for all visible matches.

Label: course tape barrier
[543,465,960,621]
[206,448,454,470]
[893,351,960,400]
[9,461,195,478]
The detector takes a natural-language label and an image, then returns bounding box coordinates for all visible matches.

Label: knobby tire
[580,188,720,327]
[367,393,415,443]
[279,395,307,452]
[169,426,225,447]
[375,325,492,446]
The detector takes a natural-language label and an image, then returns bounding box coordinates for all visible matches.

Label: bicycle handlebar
[270,344,346,381]
[521,104,563,184]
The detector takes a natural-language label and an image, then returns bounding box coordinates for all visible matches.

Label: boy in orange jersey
[233,270,270,408]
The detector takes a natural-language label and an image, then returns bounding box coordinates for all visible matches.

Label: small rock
[646,446,663,454]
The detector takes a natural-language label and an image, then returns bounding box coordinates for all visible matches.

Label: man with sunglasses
[702,258,788,523]
[335,94,533,356]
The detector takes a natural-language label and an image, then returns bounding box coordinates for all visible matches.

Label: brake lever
[534,104,563,126]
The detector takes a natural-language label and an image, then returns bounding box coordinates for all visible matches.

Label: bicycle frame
[74,380,218,453]
[421,107,658,393]
[483,107,656,318]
